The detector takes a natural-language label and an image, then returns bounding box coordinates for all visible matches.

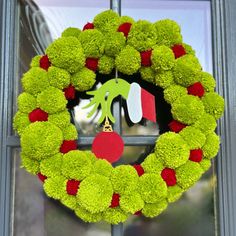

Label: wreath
[13,10,224,224]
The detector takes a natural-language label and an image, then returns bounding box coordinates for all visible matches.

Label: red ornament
[29,108,48,122]
[189,149,203,162]
[85,58,98,71]
[118,22,132,37]
[187,82,205,98]
[134,210,142,216]
[133,164,145,176]
[39,55,51,71]
[110,193,120,208]
[83,22,94,31]
[64,85,76,100]
[140,50,152,67]
[168,120,186,133]
[161,168,177,186]
[60,140,77,154]
[37,173,47,182]
[171,44,186,59]
[66,179,81,195]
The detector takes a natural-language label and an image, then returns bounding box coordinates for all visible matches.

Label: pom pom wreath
[30,55,41,67]
[199,159,212,172]
[110,193,120,208]
[127,20,156,52]
[29,108,48,122]
[161,168,177,186]
[103,207,129,224]
[142,200,168,218]
[120,16,135,25]
[141,153,164,174]
[61,124,78,140]
[151,46,175,71]
[120,193,144,214]
[138,173,167,203]
[187,82,205,97]
[164,85,187,104]
[62,27,81,37]
[167,185,183,203]
[155,71,174,89]
[38,173,47,182]
[71,68,96,91]
[118,22,132,37]
[93,10,120,33]
[154,19,182,47]
[61,194,77,210]
[93,159,113,177]
[60,140,77,154]
[13,112,30,135]
[83,22,94,31]
[198,71,216,92]
[75,206,102,223]
[17,92,37,113]
[111,165,139,195]
[140,50,152,67]
[62,150,93,180]
[115,46,141,75]
[139,67,155,84]
[176,161,203,189]
[133,164,145,176]
[155,132,189,168]
[202,132,220,159]
[22,67,49,96]
[46,37,85,73]
[66,179,81,195]
[21,122,63,160]
[171,95,204,125]
[21,154,40,174]
[48,111,70,129]
[85,58,98,71]
[168,120,186,133]
[183,43,195,55]
[37,87,67,114]
[63,85,76,100]
[98,55,115,74]
[189,149,203,162]
[172,44,186,58]
[179,126,206,149]
[77,174,113,213]
[202,92,225,119]
[39,55,51,71]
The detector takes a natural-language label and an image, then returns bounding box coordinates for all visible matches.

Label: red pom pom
[168,120,186,133]
[60,140,77,154]
[140,50,152,67]
[161,168,177,186]
[110,193,120,208]
[83,22,94,31]
[66,179,81,195]
[85,58,98,71]
[118,22,132,37]
[134,210,142,216]
[189,149,203,162]
[133,164,145,176]
[187,82,205,97]
[29,108,48,122]
[37,173,47,182]
[39,55,51,71]
[64,85,76,100]
[171,44,186,59]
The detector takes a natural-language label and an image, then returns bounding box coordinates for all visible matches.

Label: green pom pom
[21,154,40,175]
[61,124,78,140]
[139,67,155,84]
[120,193,144,214]
[62,150,93,180]
[98,55,115,74]
[111,165,139,195]
[93,10,120,33]
[71,68,96,91]
[154,19,182,47]
[104,32,126,57]
[40,153,63,178]
[127,20,157,52]
[47,66,70,90]
[199,159,212,171]
[179,126,206,149]
[151,46,175,71]
[22,67,49,96]
[155,71,174,89]
[198,72,216,92]
[75,206,102,223]
[78,174,113,213]
[138,173,167,203]
[46,37,85,73]
[61,27,81,38]
[93,159,113,177]
[141,153,164,174]
[13,111,30,135]
[183,43,195,55]
[37,87,67,114]
[155,132,189,168]
[115,46,141,75]
[21,122,63,160]
[142,200,168,217]
[30,55,41,67]
[171,95,204,125]
[167,185,183,203]
[164,85,187,104]
[103,207,129,224]
[202,92,224,119]
[173,55,202,87]
[61,194,77,210]
[120,16,135,24]
[176,161,203,189]
[44,176,65,200]
[202,132,220,159]
[17,92,37,113]
[78,29,105,58]
[48,111,71,129]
